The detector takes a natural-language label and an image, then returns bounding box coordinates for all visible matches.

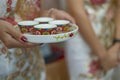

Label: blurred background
[41,0,70,80]
[41,0,66,10]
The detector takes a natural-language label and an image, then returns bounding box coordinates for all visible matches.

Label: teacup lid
[34,24,57,29]
[18,21,39,26]
[49,20,70,25]
[34,17,54,22]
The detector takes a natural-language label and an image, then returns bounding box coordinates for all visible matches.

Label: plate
[24,24,78,43]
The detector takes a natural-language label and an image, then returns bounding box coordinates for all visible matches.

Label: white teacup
[49,20,71,32]
[34,17,54,24]
[18,21,39,34]
[33,24,57,35]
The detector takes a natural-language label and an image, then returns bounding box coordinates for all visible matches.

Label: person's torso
[0,0,17,18]
[66,0,114,50]
[84,0,111,35]
[0,0,46,80]
[84,0,114,47]
[0,0,41,21]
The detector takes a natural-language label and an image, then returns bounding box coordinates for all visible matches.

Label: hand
[105,6,114,21]
[0,20,37,48]
[100,43,120,71]
[48,8,75,23]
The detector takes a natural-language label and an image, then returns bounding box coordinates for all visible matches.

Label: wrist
[113,42,120,48]
[113,39,120,47]
[95,47,107,60]
[113,39,120,44]
[97,49,108,62]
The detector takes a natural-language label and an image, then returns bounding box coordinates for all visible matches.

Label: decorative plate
[24,24,78,43]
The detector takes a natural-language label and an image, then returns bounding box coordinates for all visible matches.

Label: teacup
[18,21,39,34]
[33,24,57,35]
[34,17,54,24]
[49,20,71,33]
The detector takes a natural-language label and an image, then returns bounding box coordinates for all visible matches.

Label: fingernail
[20,36,27,42]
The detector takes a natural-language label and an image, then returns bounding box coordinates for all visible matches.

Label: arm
[66,0,107,58]
[114,0,120,45]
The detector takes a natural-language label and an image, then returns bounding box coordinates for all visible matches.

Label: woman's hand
[100,43,120,71]
[105,6,115,21]
[0,20,37,48]
[48,8,75,23]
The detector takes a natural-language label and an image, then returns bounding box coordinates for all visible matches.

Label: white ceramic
[18,21,39,34]
[34,17,54,23]
[18,21,39,26]
[34,24,57,29]
[24,24,78,43]
[49,20,70,25]
[33,24,57,35]
[49,20,71,32]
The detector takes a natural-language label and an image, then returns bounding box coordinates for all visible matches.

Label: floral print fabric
[0,0,45,80]
[65,0,114,80]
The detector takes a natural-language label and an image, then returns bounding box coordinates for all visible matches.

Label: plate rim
[23,24,78,37]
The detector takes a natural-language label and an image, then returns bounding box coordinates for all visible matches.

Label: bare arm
[66,0,107,58]
[114,1,120,41]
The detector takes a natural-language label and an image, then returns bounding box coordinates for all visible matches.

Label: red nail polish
[20,36,27,42]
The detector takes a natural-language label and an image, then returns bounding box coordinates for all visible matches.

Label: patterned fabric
[15,0,41,20]
[90,0,107,5]
[0,0,17,18]
[85,0,114,48]
[65,0,115,80]
[0,0,46,80]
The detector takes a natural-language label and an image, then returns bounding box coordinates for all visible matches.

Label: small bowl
[34,17,54,24]
[33,24,57,35]
[18,21,39,34]
[49,20,71,32]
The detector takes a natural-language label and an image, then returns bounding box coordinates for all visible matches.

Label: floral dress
[0,0,45,80]
[65,0,115,80]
